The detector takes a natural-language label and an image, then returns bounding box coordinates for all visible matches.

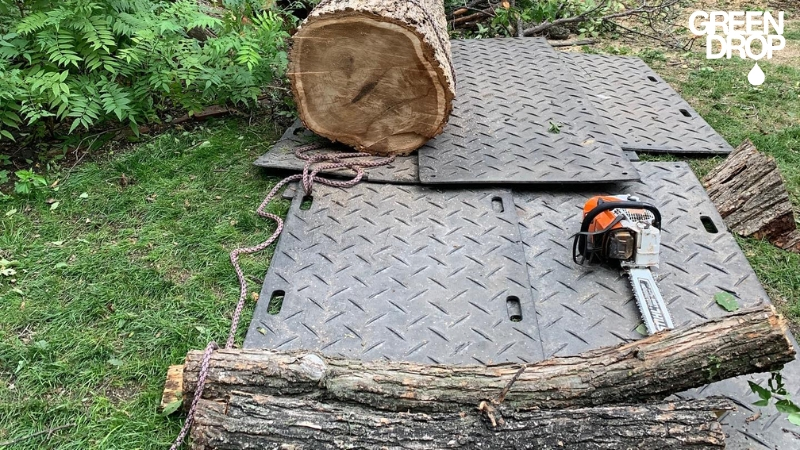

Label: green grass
[0,119,288,448]
[644,52,800,321]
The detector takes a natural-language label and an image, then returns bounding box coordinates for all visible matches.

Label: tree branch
[522,0,609,36]
[522,0,683,38]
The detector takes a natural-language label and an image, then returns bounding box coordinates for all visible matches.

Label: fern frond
[99,80,132,121]
[16,12,50,35]
[41,30,82,68]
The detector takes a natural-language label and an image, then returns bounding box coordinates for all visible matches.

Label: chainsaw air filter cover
[605,229,634,260]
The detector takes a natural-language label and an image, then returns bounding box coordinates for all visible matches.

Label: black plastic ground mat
[256,120,640,183]
[254,37,639,185]
[246,161,798,447]
[244,183,544,365]
[253,121,420,184]
[514,161,798,449]
[560,53,734,154]
[417,38,638,185]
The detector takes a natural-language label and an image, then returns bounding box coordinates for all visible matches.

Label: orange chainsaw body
[583,195,628,235]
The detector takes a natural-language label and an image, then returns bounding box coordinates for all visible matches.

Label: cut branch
[190,395,732,449]
[452,7,493,25]
[522,0,609,36]
[181,306,794,412]
[521,0,684,43]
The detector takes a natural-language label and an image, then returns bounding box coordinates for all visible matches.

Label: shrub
[0,0,292,141]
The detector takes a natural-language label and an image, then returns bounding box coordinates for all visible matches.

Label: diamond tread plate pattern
[255,120,641,183]
[514,161,798,449]
[418,38,637,185]
[674,346,800,450]
[244,183,544,365]
[253,121,419,184]
[561,53,734,154]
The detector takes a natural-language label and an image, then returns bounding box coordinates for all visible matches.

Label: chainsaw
[572,195,674,334]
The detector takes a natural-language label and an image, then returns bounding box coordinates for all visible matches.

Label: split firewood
[179,306,793,412]
[190,394,732,450]
[289,0,454,156]
[159,365,184,413]
[703,139,800,253]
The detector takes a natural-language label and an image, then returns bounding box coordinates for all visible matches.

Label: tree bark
[703,139,800,253]
[289,0,454,156]
[190,394,731,450]
[182,306,794,412]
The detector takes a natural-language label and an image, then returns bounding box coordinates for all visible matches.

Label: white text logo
[688,11,785,85]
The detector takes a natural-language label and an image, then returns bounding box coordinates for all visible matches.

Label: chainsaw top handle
[573,200,662,264]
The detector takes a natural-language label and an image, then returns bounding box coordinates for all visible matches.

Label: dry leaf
[746,412,762,423]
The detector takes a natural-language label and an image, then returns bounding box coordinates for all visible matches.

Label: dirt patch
[166,268,192,285]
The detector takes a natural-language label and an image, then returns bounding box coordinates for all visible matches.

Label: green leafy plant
[749,372,800,426]
[13,169,47,194]
[472,0,625,39]
[0,0,292,141]
[639,48,668,64]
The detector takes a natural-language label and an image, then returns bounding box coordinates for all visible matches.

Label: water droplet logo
[748,63,765,86]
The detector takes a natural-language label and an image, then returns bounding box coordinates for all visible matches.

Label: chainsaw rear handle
[575,200,662,259]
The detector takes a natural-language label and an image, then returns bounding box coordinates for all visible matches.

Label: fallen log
[703,139,800,253]
[181,306,794,412]
[289,0,455,156]
[191,394,732,450]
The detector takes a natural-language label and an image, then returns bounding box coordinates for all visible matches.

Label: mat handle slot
[268,290,286,315]
[492,196,505,213]
[507,296,522,322]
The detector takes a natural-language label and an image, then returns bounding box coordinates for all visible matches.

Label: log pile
[703,139,800,253]
[169,306,795,449]
[289,0,455,156]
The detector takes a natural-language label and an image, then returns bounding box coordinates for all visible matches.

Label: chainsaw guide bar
[628,267,674,334]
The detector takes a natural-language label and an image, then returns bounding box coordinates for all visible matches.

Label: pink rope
[169,144,395,449]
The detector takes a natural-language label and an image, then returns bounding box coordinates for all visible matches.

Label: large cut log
[182,306,794,412]
[703,139,800,253]
[289,0,455,156]
[190,394,732,450]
